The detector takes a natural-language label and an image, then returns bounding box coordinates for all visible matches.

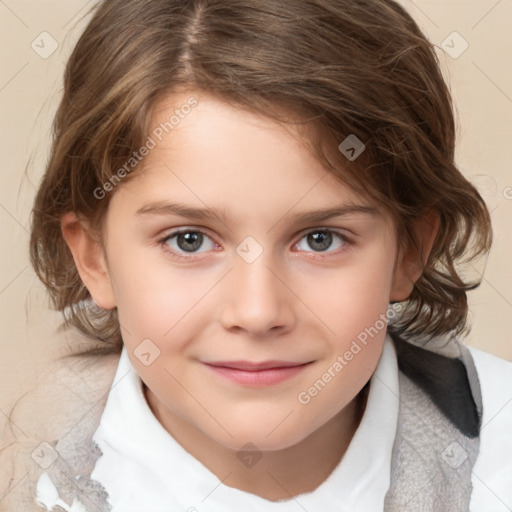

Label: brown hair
[30,0,492,353]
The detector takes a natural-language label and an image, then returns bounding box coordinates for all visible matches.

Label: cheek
[294,260,393,432]
[107,245,219,347]
[302,250,395,340]
[105,245,174,334]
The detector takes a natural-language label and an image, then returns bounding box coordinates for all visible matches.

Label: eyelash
[157,227,353,261]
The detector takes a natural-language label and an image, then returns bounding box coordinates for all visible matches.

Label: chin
[208,421,310,453]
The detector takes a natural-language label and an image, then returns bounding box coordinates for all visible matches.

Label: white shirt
[36,333,512,511]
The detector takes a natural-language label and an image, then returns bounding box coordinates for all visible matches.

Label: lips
[202,360,313,386]
[204,360,311,371]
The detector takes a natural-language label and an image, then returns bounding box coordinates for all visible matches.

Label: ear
[61,212,116,309]
[390,209,440,302]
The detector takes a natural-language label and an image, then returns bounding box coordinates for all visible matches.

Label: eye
[158,227,351,261]
[159,229,217,259]
[293,229,349,255]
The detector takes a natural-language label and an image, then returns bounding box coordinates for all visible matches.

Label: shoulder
[467,346,512,511]
[468,345,512,410]
[0,342,120,511]
[468,344,512,374]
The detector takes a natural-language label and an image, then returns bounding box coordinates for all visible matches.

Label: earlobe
[61,212,116,309]
[390,209,440,302]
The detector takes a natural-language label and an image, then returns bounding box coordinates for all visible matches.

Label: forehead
[145,90,321,178]
[109,91,389,230]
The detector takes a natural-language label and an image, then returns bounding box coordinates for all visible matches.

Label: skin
[62,91,439,500]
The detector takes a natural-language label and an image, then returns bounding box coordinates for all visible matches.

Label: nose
[219,251,296,337]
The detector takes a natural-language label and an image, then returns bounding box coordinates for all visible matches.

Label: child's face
[96,91,409,452]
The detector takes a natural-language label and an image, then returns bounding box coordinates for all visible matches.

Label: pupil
[308,231,331,251]
[178,232,202,252]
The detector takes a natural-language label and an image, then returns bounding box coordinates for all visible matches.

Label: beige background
[1,0,511,425]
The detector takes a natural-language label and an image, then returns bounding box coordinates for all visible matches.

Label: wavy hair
[30,0,492,353]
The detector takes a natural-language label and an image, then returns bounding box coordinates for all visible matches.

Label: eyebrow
[136,201,381,225]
